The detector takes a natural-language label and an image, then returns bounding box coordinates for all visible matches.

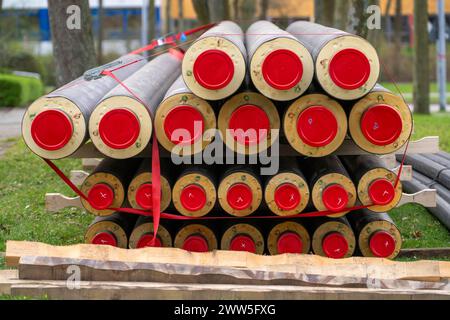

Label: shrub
[7,52,45,78]
[0,74,43,107]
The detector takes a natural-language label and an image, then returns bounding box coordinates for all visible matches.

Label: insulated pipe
[264,158,310,216]
[127,158,173,212]
[174,223,218,252]
[22,54,146,159]
[128,216,172,249]
[422,153,450,169]
[310,216,356,259]
[154,75,216,156]
[217,166,263,217]
[218,91,280,155]
[85,212,138,248]
[397,154,450,189]
[412,169,450,204]
[220,223,265,254]
[80,158,141,216]
[436,151,450,163]
[245,20,314,101]
[348,84,412,154]
[172,167,217,217]
[402,179,450,230]
[267,221,311,255]
[286,21,380,100]
[302,156,357,217]
[89,51,182,159]
[347,209,402,259]
[182,21,247,100]
[340,155,402,212]
[283,93,347,157]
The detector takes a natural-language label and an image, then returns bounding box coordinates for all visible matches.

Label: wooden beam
[6,241,450,283]
[16,255,450,291]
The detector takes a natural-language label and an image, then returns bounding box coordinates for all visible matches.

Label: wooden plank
[393,165,413,181]
[399,248,450,259]
[6,241,450,282]
[70,137,440,159]
[81,158,102,171]
[70,170,89,186]
[9,280,450,300]
[45,193,83,213]
[397,189,437,208]
[17,255,450,291]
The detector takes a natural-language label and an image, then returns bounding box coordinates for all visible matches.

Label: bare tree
[315,0,335,27]
[347,0,372,38]
[191,0,230,25]
[334,0,350,30]
[178,0,184,32]
[48,0,96,86]
[384,0,392,41]
[162,0,171,34]
[208,0,230,23]
[148,0,155,40]
[97,0,103,64]
[0,0,3,14]
[192,0,210,25]
[260,0,269,20]
[393,0,402,77]
[238,0,256,29]
[413,0,430,114]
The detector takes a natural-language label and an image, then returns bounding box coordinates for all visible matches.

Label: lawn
[380,82,450,104]
[0,113,449,271]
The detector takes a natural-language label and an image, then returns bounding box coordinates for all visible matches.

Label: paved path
[0,108,25,157]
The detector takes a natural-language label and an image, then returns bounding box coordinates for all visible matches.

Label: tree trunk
[239,0,256,29]
[178,0,184,32]
[162,0,171,34]
[259,0,269,20]
[385,0,392,41]
[148,0,155,40]
[97,0,103,64]
[333,0,349,30]
[192,0,210,25]
[315,0,335,27]
[48,0,97,86]
[413,0,430,114]
[347,0,370,38]
[393,0,402,77]
[208,0,230,23]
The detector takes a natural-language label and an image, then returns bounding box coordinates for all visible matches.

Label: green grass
[380,82,450,104]
[411,112,450,152]
[389,204,450,249]
[0,139,92,253]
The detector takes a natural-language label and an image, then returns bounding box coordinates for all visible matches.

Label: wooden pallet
[1,241,450,300]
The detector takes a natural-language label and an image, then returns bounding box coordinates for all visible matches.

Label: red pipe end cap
[274,183,301,210]
[369,231,396,258]
[98,108,140,149]
[329,48,371,90]
[322,232,348,259]
[368,179,395,206]
[88,183,114,210]
[137,234,162,248]
[183,235,209,252]
[193,49,234,90]
[297,106,338,147]
[226,183,253,210]
[277,232,303,254]
[230,235,256,253]
[228,104,270,146]
[163,106,204,145]
[31,109,73,150]
[136,183,153,210]
[262,49,303,90]
[180,185,207,212]
[361,104,403,146]
[322,184,349,212]
[92,232,117,247]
